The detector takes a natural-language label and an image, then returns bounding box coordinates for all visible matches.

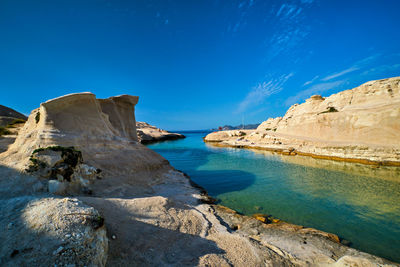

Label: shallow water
[147,131,400,262]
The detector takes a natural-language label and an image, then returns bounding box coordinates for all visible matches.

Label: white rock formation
[136,121,185,143]
[206,77,400,165]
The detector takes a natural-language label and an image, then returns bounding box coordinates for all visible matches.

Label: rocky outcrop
[272,77,400,146]
[136,121,185,144]
[0,92,397,266]
[0,197,108,267]
[257,117,282,131]
[0,104,27,127]
[206,77,400,165]
[0,92,167,172]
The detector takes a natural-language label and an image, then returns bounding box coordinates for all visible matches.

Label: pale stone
[206,77,400,164]
[0,197,107,266]
[136,121,185,143]
[35,150,63,167]
[48,180,67,194]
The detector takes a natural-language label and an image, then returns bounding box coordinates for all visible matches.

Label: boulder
[0,197,108,267]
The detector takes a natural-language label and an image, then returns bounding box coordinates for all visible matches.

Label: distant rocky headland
[136,121,185,144]
[0,92,398,266]
[205,77,400,166]
[0,104,27,127]
[211,123,260,131]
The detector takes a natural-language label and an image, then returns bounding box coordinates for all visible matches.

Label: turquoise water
[147,131,400,262]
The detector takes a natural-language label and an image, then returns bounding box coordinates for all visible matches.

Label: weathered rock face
[136,121,185,144]
[207,77,400,164]
[0,197,108,267]
[256,117,282,131]
[272,77,400,146]
[0,93,167,174]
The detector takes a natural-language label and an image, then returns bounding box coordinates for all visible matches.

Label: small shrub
[5,118,26,128]
[9,118,26,125]
[27,146,83,180]
[32,145,82,167]
[0,127,12,136]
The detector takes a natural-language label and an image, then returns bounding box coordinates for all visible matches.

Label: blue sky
[1,0,399,130]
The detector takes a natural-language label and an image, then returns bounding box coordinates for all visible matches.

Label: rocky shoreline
[0,92,398,266]
[204,132,400,166]
[205,77,400,166]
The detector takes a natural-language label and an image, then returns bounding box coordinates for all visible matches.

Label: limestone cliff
[1,92,167,173]
[259,77,400,146]
[206,77,400,165]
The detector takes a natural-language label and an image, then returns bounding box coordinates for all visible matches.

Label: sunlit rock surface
[136,121,185,144]
[205,77,400,165]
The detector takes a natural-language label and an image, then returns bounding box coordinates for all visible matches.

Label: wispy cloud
[361,64,400,76]
[237,73,294,113]
[267,1,312,59]
[321,66,359,81]
[303,75,319,86]
[285,80,346,106]
[321,54,381,81]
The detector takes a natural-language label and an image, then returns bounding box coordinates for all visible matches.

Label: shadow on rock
[80,196,226,266]
[0,165,108,266]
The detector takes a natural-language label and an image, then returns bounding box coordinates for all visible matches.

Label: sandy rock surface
[136,121,185,144]
[0,196,107,267]
[0,92,398,266]
[205,77,400,165]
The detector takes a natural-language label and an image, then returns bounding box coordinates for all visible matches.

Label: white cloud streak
[237,73,294,113]
[302,75,319,86]
[321,67,359,81]
[321,54,381,81]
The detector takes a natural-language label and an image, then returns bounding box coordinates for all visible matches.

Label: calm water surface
[148,131,400,262]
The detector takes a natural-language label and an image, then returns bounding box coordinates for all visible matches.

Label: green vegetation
[27,146,83,177]
[5,118,26,128]
[0,119,26,136]
[0,127,11,136]
[32,145,80,154]
[32,146,82,167]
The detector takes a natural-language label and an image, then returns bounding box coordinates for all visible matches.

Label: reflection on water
[148,132,400,263]
[249,148,400,182]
